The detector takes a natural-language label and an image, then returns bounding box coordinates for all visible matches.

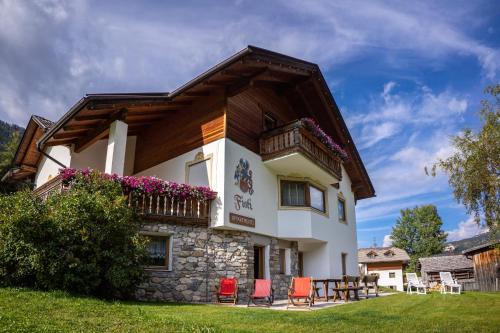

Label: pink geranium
[58,168,217,201]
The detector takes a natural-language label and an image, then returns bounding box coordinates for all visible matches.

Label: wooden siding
[367,262,403,271]
[134,92,225,173]
[226,87,302,153]
[472,247,499,291]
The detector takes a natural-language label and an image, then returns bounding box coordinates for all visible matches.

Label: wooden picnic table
[312,278,342,302]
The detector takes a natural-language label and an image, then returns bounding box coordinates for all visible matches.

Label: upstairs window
[338,197,346,223]
[389,272,396,278]
[280,179,326,213]
[263,113,277,131]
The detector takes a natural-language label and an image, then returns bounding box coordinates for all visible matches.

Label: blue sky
[1,1,498,247]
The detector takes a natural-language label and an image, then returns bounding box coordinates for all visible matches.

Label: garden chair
[439,272,461,294]
[287,277,314,308]
[362,274,379,297]
[406,273,427,294]
[216,277,238,304]
[247,279,274,307]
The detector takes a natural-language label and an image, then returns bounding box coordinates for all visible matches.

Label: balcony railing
[127,192,212,224]
[33,175,213,224]
[33,175,65,200]
[260,120,342,180]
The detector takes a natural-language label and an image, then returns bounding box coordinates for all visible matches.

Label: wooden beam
[183,91,211,97]
[74,114,110,121]
[88,100,190,111]
[53,130,88,140]
[225,68,269,97]
[45,139,77,147]
[63,124,94,131]
[20,164,38,173]
[74,109,127,153]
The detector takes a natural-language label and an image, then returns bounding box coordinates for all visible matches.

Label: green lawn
[0,288,499,333]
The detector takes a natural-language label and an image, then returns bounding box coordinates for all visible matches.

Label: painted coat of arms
[234,158,254,195]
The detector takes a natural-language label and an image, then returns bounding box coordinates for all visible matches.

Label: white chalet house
[358,247,410,291]
[5,46,375,302]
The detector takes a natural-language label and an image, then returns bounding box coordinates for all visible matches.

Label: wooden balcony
[127,192,212,225]
[260,121,342,180]
[33,175,213,225]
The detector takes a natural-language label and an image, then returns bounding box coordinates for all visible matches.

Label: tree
[0,130,22,193]
[391,205,447,272]
[430,85,499,237]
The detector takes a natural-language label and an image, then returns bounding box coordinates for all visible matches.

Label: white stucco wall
[368,268,404,291]
[134,138,226,226]
[224,139,359,280]
[34,146,71,188]
[70,136,136,176]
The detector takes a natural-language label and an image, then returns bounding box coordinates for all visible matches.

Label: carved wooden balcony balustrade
[33,175,213,224]
[127,192,212,224]
[260,120,343,180]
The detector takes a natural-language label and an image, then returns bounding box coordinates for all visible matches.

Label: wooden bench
[332,275,362,302]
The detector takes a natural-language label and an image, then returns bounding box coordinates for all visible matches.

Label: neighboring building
[463,239,499,292]
[419,255,474,287]
[5,46,375,302]
[419,232,499,291]
[358,247,409,291]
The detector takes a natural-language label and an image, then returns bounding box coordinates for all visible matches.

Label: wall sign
[233,158,253,211]
[229,213,255,228]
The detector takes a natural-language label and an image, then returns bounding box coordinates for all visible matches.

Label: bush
[0,173,148,299]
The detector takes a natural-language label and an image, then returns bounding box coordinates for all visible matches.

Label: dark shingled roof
[419,255,473,273]
[358,247,410,264]
[32,115,54,130]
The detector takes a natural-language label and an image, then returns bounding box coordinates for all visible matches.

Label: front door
[254,246,264,279]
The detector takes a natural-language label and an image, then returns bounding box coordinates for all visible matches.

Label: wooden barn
[463,241,499,292]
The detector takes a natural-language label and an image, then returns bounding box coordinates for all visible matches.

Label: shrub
[0,173,148,299]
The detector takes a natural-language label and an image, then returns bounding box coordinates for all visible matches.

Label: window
[263,113,277,131]
[338,197,346,222]
[280,179,326,213]
[145,236,171,270]
[279,249,286,274]
[186,153,212,187]
[341,253,347,276]
[310,185,325,212]
[389,272,396,278]
[281,181,306,207]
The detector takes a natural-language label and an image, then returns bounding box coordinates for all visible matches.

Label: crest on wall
[234,158,254,195]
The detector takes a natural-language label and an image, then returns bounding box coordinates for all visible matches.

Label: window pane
[281,181,306,206]
[146,237,168,267]
[310,185,325,212]
[338,199,346,221]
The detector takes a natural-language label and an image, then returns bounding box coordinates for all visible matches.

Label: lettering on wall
[229,213,255,228]
[233,158,253,211]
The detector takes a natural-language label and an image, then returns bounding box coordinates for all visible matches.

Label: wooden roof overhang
[3,116,53,182]
[38,46,375,199]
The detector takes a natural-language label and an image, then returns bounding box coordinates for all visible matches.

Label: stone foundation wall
[136,222,298,303]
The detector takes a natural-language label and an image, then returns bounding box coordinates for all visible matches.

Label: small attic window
[384,250,395,257]
[367,251,377,258]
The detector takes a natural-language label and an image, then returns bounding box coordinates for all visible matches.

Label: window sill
[145,267,172,272]
[278,205,329,218]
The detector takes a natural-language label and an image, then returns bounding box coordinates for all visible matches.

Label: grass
[0,288,499,333]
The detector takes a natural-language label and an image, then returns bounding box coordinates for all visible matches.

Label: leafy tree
[391,205,447,272]
[430,85,499,237]
[0,173,148,299]
[0,130,23,193]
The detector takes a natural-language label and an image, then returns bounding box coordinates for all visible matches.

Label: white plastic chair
[406,273,427,294]
[439,272,461,294]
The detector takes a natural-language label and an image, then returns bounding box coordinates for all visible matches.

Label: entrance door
[254,246,264,279]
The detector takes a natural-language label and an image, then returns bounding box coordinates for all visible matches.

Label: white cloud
[383,235,393,247]
[447,216,488,242]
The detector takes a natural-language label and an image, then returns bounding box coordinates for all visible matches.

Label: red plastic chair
[216,278,238,305]
[248,279,274,307]
[287,277,314,308]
